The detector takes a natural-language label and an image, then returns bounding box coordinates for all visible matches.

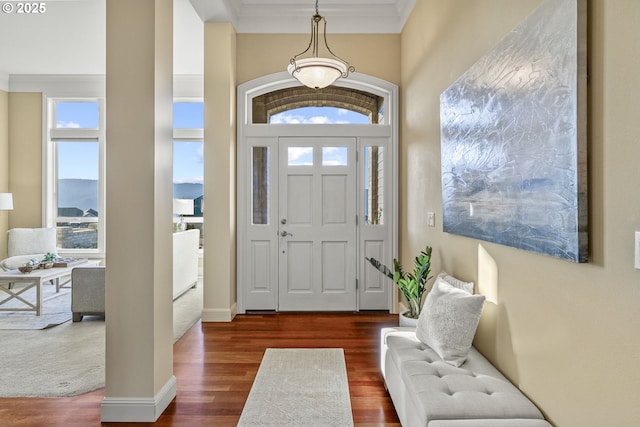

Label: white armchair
[0,227,57,271]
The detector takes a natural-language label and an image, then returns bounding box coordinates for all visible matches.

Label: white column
[202,22,237,322]
[102,0,175,421]
[0,90,8,257]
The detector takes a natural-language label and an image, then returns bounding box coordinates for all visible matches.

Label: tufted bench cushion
[381,327,552,426]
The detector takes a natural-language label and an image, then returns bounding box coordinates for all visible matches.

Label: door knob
[280,231,293,237]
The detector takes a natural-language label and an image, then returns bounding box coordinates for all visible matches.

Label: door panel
[286,241,313,292]
[322,241,348,292]
[363,240,386,294]
[323,175,347,224]
[287,175,313,225]
[250,240,273,292]
[278,137,357,311]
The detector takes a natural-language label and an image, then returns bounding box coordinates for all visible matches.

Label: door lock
[281,218,287,224]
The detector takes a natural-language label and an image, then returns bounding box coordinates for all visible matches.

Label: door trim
[236,71,399,314]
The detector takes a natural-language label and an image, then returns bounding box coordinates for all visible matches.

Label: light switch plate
[635,232,640,269]
[427,212,435,227]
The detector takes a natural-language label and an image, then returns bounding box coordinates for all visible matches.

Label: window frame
[45,97,106,258]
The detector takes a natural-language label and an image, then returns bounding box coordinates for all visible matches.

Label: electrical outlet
[427,212,435,227]
[635,231,640,269]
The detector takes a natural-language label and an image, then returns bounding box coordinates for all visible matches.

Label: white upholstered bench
[381,327,552,426]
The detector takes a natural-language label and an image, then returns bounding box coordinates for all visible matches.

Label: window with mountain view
[46,99,205,255]
[173,101,204,246]
[47,99,104,252]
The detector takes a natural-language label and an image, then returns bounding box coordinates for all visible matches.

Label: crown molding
[9,75,105,96]
[6,74,203,98]
[190,0,415,34]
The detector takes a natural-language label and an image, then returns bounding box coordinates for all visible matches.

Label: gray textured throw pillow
[416,279,485,367]
[439,271,475,294]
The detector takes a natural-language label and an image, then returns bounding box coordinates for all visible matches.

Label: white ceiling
[189,0,415,33]
[0,0,414,86]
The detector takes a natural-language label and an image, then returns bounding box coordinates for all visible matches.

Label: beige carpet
[0,283,73,329]
[0,283,202,397]
[238,348,354,427]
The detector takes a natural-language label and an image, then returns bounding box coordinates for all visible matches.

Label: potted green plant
[366,245,433,325]
[40,252,57,269]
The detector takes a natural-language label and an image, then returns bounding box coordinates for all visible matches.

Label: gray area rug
[0,284,72,329]
[0,282,202,397]
[238,348,354,427]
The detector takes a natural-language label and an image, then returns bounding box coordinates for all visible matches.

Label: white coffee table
[0,260,99,316]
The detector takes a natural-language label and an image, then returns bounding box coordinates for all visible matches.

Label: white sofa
[0,227,57,271]
[71,230,199,321]
[381,327,552,426]
[173,229,199,300]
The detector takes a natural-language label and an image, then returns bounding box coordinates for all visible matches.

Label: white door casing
[237,72,398,314]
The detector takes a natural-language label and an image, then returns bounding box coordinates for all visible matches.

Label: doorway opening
[237,72,398,314]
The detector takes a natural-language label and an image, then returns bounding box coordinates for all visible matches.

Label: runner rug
[238,348,354,427]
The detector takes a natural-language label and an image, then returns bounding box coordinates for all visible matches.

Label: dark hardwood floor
[0,313,401,427]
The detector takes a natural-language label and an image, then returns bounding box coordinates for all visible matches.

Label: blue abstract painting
[440,0,587,262]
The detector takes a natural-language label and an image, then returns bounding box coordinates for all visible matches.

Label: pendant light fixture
[288,0,355,89]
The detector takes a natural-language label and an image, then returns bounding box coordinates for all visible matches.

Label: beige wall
[0,89,7,259]
[237,33,401,86]
[2,91,43,257]
[7,92,42,230]
[401,0,640,425]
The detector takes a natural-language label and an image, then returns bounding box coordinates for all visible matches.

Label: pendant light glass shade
[287,57,347,89]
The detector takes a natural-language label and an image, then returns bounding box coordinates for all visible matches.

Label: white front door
[278,137,357,311]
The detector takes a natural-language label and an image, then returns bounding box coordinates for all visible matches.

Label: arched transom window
[252,86,385,124]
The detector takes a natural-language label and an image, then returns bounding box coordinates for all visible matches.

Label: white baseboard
[101,376,177,422]
[201,302,237,322]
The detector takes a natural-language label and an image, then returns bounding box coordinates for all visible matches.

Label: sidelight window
[252,146,271,225]
[364,146,384,225]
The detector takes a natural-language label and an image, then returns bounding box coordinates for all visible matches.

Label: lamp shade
[173,198,194,215]
[0,193,13,210]
[288,57,347,89]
